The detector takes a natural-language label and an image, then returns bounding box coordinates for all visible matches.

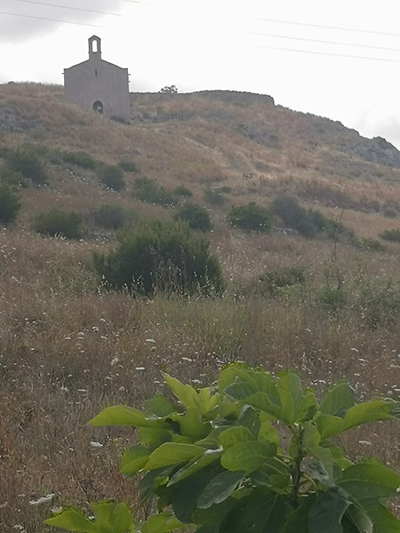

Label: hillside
[2,83,400,532]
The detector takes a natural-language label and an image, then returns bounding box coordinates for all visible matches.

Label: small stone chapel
[63,36,130,122]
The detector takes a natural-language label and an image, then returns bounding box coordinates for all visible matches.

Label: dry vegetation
[1,83,400,532]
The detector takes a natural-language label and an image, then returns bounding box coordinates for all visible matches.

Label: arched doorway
[93,101,103,114]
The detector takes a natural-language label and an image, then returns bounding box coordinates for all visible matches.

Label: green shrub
[257,265,307,296]
[90,203,135,230]
[173,202,213,232]
[118,159,140,173]
[271,195,316,237]
[0,183,21,225]
[380,228,400,242]
[32,208,83,239]
[173,184,193,197]
[133,176,176,207]
[356,237,386,252]
[46,366,400,533]
[5,148,48,185]
[93,218,224,295]
[204,187,225,206]
[98,165,125,191]
[61,150,97,169]
[227,202,273,232]
[0,165,28,187]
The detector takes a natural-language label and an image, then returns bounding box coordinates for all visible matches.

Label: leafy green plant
[61,150,97,169]
[257,265,307,296]
[379,228,400,243]
[90,203,135,230]
[227,202,273,232]
[4,148,48,186]
[93,218,224,295]
[0,182,22,225]
[32,208,83,239]
[173,202,213,232]
[118,159,140,173]
[133,177,176,207]
[46,365,400,533]
[98,165,125,191]
[173,185,193,197]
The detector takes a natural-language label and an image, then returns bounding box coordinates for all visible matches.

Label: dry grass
[2,83,400,531]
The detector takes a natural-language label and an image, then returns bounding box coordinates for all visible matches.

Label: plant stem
[290,425,305,509]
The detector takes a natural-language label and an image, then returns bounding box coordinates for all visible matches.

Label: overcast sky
[1,1,400,148]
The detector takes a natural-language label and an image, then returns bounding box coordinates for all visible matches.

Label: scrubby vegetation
[173,201,213,232]
[0,182,21,224]
[93,218,224,295]
[32,207,83,239]
[98,164,125,191]
[133,176,177,206]
[227,202,273,232]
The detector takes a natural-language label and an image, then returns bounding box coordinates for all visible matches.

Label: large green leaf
[141,511,183,533]
[217,426,255,450]
[220,488,291,533]
[316,399,397,440]
[361,500,400,533]
[137,427,172,448]
[221,440,277,473]
[168,462,224,523]
[346,505,373,533]
[144,396,180,417]
[162,373,199,409]
[144,442,205,470]
[279,495,315,533]
[304,421,334,484]
[167,406,211,440]
[319,381,355,417]
[308,488,351,533]
[197,470,245,509]
[44,510,99,533]
[168,449,222,486]
[237,405,261,438]
[92,502,134,533]
[89,405,165,429]
[45,503,136,533]
[338,463,400,501]
[120,445,151,476]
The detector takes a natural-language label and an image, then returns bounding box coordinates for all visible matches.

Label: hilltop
[2,82,400,248]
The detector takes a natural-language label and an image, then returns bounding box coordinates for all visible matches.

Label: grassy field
[1,83,400,531]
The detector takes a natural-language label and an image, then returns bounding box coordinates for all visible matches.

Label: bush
[271,195,316,237]
[173,184,193,197]
[227,202,273,232]
[47,366,400,533]
[118,159,140,173]
[93,218,224,295]
[0,183,21,225]
[380,228,400,242]
[257,265,307,296]
[0,165,28,187]
[61,150,97,169]
[133,177,176,207]
[5,148,48,185]
[173,202,213,232]
[204,187,225,206]
[32,208,83,239]
[90,203,135,230]
[98,165,125,191]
